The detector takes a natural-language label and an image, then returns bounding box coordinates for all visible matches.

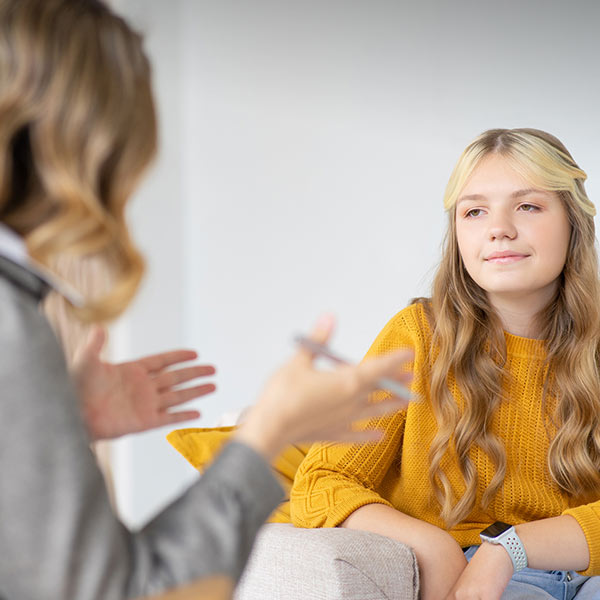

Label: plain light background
[109,0,600,528]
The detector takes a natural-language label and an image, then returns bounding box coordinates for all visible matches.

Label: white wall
[110,0,600,528]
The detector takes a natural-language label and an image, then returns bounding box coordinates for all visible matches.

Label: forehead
[459,154,537,199]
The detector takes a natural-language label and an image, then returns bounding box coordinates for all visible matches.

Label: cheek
[534,220,570,273]
[455,224,478,266]
[553,231,570,273]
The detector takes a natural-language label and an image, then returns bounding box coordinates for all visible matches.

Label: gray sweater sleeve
[0,276,283,600]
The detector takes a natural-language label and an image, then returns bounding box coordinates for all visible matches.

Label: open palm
[72,327,216,440]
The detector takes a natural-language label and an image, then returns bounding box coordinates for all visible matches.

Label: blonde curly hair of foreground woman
[0,0,157,322]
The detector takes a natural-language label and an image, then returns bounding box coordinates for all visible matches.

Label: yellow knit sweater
[290,302,600,576]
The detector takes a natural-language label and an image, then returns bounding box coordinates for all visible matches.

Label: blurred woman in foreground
[0,1,413,598]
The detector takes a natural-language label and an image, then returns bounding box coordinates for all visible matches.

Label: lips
[485,251,529,264]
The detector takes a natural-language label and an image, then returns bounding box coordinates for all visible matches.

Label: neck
[487,286,557,339]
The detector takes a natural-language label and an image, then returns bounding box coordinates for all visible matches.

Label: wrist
[234,415,284,460]
[480,521,528,573]
[479,540,516,576]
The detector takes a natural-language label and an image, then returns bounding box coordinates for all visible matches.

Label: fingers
[295,313,336,365]
[159,383,217,408]
[155,365,216,391]
[309,384,410,446]
[357,395,410,419]
[360,348,414,379]
[76,326,107,364]
[159,409,202,425]
[137,349,200,373]
[356,349,414,393]
[310,313,335,344]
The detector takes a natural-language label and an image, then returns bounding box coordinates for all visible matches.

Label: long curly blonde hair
[422,128,600,527]
[0,0,157,321]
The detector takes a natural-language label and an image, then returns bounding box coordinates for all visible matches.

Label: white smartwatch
[479,521,528,572]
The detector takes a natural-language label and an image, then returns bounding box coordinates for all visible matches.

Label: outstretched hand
[72,326,216,441]
[236,314,414,458]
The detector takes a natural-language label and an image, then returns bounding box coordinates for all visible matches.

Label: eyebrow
[457,188,550,204]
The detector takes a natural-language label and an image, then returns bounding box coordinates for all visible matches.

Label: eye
[465,208,484,218]
[518,203,540,212]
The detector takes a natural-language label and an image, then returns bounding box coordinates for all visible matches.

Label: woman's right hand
[235,314,414,459]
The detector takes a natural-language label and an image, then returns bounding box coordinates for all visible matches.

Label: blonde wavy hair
[421,128,600,527]
[0,0,157,321]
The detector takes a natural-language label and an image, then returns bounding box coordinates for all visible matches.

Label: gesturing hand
[236,314,414,459]
[72,327,216,441]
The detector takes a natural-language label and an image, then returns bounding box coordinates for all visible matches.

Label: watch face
[481,521,512,538]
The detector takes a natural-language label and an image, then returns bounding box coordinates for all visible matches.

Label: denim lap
[463,545,596,600]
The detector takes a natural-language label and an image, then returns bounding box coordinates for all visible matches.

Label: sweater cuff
[562,503,600,576]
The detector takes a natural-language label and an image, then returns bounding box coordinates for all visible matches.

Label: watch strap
[480,526,528,572]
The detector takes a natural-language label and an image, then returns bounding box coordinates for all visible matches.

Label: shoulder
[0,274,65,374]
[0,272,84,451]
[387,300,433,337]
[364,301,433,359]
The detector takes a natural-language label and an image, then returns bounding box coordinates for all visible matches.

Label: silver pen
[294,335,414,401]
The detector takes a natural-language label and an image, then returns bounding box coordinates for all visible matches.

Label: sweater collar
[0,223,84,306]
[504,330,547,360]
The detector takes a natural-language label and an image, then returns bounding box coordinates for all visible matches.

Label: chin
[484,285,547,299]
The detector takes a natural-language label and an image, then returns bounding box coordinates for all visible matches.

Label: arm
[151,313,414,586]
[290,311,418,529]
[517,515,589,570]
[446,515,590,600]
[1,277,414,599]
[343,504,467,600]
[290,307,470,599]
[0,286,282,599]
[293,435,468,600]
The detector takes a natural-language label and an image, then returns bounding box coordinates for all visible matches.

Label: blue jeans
[463,546,600,599]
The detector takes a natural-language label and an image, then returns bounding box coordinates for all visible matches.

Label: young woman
[0,1,413,598]
[291,128,600,600]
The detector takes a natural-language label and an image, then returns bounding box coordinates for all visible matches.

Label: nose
[488,211,517,241]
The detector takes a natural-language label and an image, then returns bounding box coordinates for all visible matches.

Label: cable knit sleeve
[290,303,430,529]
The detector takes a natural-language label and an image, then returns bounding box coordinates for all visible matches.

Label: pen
[294,335,414,401]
